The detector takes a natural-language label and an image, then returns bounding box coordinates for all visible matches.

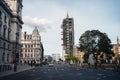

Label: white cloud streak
[23,16,52,32]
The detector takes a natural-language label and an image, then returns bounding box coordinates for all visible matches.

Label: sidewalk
[0,64,35,77]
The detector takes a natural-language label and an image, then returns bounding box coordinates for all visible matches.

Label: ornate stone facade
[112,37,120,58]
[0,0,23,72]
[21,27,44,64]
[0,0,23,65]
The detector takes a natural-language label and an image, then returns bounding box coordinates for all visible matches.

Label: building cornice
[0,0,13,16]
[12,14,24,24]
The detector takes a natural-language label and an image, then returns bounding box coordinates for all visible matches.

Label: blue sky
[22,0,120,56]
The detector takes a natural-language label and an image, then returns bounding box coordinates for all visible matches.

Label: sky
[22,0,120,56]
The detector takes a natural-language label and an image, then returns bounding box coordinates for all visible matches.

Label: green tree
[65,56,78,63]
[79,30,113,67]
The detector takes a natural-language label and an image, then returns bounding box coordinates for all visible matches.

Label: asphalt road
[0,63,120,80]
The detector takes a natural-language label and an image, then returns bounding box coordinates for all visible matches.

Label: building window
[31,54,33,57]
[8,28,11,40]
[0,20,2,35]
[28,54,29,58]
[3,42,6,49]
[4,15,7,23]
[25,49,27,52]
[3,25,7,39]
[8,19,11,26]
[21,49,23,52]
[25,45,27,48]
[20,54,23,57]
[0,40,2,47]
[2,53,5,62]
[8,44,10,50]
[34,45,36,47]
[25,54,27,57]
[21,44,23,47]
[31,45,33,48]
[28,45,30,48]
[0,10,2,19]
[7,54,9,62]
[24,35,26,39]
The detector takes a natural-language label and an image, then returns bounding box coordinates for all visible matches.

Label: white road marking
[96,77,101,80]
[97,73,103,76]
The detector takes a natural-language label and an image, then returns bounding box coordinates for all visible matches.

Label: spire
[66,12,69,18]
[117,36,119,45]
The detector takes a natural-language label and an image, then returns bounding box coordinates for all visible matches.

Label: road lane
[0,64,120,80]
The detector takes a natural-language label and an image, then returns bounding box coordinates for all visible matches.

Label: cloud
[23,16,52,32]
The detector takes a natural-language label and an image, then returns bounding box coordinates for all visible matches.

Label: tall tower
[116,37,120,56]
[61,13,74,59]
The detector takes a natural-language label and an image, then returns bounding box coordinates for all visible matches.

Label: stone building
[61,13,74,60]
[0,0,23,71]
[20,27,44,64]
[112,37,120,59]
[73,45,84,63]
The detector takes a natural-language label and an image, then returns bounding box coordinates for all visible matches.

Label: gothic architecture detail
[21,27,44,64]
[112,37,120,57]
[61,13,74,60]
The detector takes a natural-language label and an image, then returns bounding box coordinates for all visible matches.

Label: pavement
[0,64,35,77]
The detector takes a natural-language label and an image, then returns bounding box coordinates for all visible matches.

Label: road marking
[96,77,101,80]
[97,73,103,76]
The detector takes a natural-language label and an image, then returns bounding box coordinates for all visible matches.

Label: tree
[65,56,78,64]
[79,30,113,67]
